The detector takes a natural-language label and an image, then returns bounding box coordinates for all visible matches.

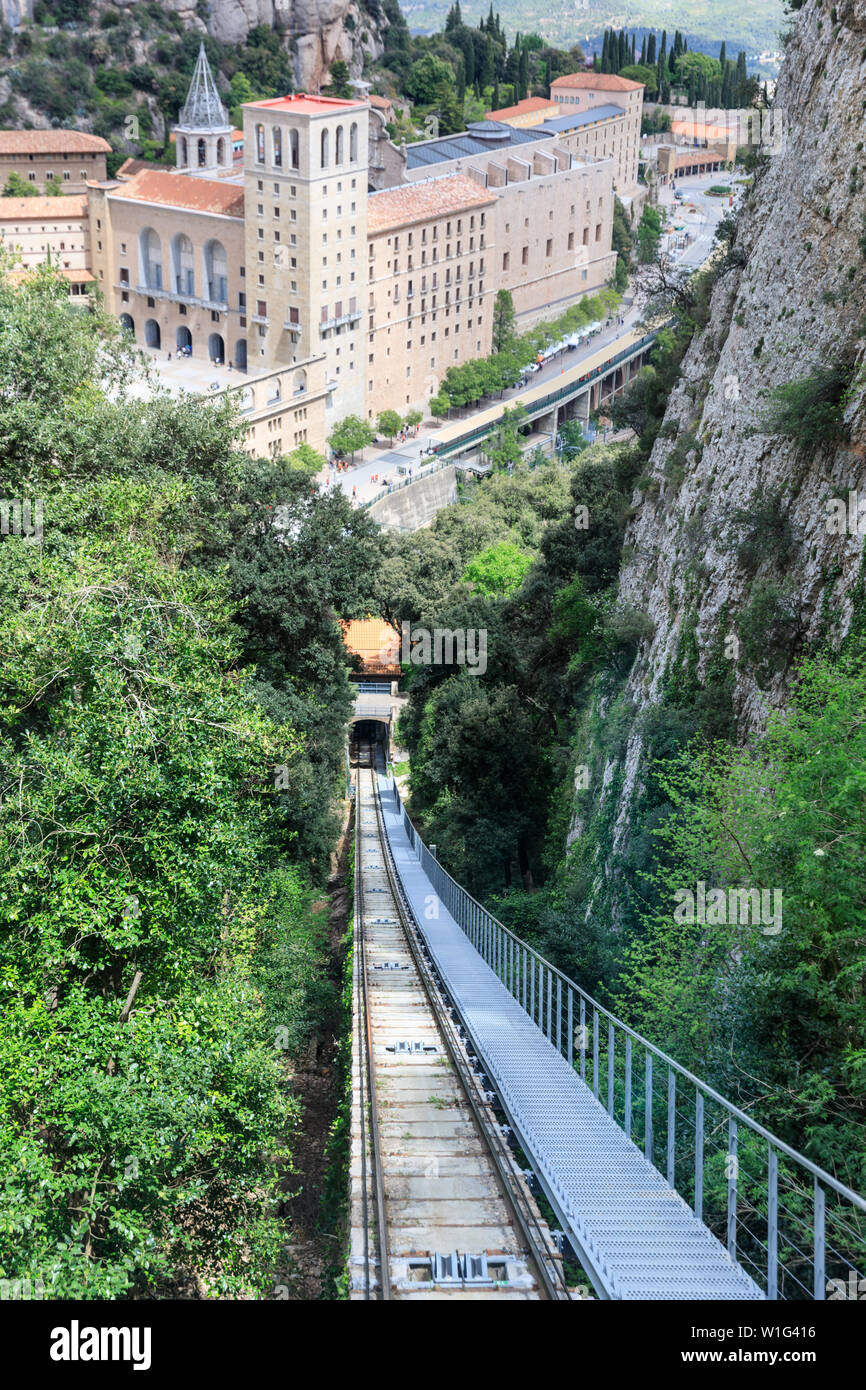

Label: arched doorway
[208,332,224,364]
[119,313,135,335]
[144,319,161,349]
[234,338,247,371]
[176,325,192,353]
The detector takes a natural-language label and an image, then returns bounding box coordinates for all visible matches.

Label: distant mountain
[399,0,788,64]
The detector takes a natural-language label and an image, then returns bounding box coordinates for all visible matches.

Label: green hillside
[400,0,789,60]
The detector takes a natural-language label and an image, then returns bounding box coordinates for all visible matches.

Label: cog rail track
[350,742,570,1301]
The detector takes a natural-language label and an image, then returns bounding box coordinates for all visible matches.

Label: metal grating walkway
[376,770,764,1301]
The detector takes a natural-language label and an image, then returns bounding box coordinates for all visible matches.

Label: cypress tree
[601,30,610,73]
[640,36,647,65]
[518,43,528,101]
[647,32,656,65]
[719,41,727,71]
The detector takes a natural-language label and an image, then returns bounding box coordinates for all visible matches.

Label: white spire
[178,43,230,131]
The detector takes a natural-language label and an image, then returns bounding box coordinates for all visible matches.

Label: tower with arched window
[173,43,233,176]
[241,92,369,418]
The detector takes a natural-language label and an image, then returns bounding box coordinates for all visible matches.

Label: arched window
[172,233,195,296]
[239,385,254,413]
[180,136,188,166]
[176,325,192,352]
[216,136,226,165]
[267,379,281,403]
[144,319,161,349]
[335,125,344,164]
[256,124,265,164]
[293,369,307,396]
[320,127,329,170]
[349,122,358,162]
[139,227,162,290]
[197,137,206,168]
[203,239,228,304]
[273,127,282,167]
[235,338,247,372]
[208,332,225,365]
[119,313,135,335]
[289,128,299,170]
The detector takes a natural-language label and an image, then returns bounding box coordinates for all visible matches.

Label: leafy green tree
[462,539,533,596]
[404,408,423,429]
[637,203,663,262]
[407,53,453,106]
[325,59,353,99]
[429,391,450,418]
[329,413,375,461]
[377,408,402,443]
[2,169,39,197]
[492,288,515,353]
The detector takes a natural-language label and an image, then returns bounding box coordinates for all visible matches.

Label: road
[326,172,741,505]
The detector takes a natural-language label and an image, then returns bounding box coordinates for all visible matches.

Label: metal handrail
[391,776,866,1300]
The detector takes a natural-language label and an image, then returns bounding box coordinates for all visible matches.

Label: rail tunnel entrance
[352,718,390,749]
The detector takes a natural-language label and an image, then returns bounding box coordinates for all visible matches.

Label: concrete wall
[367,465,457,530]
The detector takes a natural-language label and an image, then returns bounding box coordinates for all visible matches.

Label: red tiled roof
[245,93,365,115]
[0,194,87,218]
[108,168,244,217]
[369,94,393,109]
[484,97,557,121]
[341,619,401,674]
[368,172,495,235]
[0,129,111,154]
[551,73,644,92]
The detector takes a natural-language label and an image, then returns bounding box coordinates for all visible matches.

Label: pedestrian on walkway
[352,485,357,501]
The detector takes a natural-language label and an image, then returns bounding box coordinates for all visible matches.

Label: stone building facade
[366,174,497,418]
[84,49,640,455]
[549,73,644,194]
[0,194,92,300]
[0,130,110,194]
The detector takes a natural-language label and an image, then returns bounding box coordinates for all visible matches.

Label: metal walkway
[376,768,763,1300]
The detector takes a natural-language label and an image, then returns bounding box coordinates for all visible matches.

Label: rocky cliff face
[110,0,382,93]
[596,0,866,855]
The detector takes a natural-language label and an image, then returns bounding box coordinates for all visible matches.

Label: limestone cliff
[573,0,866,874]
[107,0,382,92]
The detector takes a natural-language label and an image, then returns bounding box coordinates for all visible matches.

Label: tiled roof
[368,172,495,234]
[6,266,93,283]
[0,129,111,154]
[551,72,644,92]
[244,93,365,116]
[108,169,244,217]
[484,97,557,121]
[0,195,87,218]
[341,619,401,673]
[369,94,393,109]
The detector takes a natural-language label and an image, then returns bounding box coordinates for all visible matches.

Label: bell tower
[173,44,233,176]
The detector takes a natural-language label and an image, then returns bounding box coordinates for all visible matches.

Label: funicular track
[350,741,571,1300]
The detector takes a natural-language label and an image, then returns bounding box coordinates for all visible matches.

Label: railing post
[593,1009,600,1099]
[727,1118,738,1261]
[625,1036,632,1139]
[695,1091,704,1219]
[645,1052,653,1162]
[556,977,562,1056]
[579,997,586,1080]
[607,1023,615,1117]
[530,954,535,1020]
[667,1069,676,1186]
[767,1146,778,1300]
[814,1179,825,1301]
[546,968,552,1040]
[567,989,573,1066]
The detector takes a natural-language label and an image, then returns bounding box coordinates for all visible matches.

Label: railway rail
[350,741,572,1300]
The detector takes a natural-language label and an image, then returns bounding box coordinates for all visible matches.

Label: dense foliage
[0,267,379,1297]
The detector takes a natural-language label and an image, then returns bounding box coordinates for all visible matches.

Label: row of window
[14,168,87,182]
